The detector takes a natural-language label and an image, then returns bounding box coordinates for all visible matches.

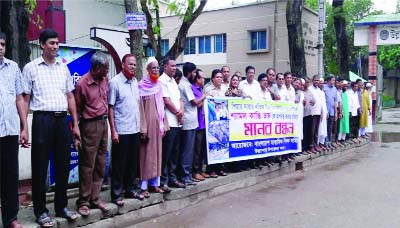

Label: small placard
[126,12,147,30]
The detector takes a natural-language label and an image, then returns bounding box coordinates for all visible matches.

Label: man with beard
[138,57,169,195]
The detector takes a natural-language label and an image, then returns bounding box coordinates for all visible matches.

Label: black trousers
[302,115,313,150]
[326,115,335,144]
[31,113,71,217]
[111,133,140,201]
[350,114,360,139]
[161,127,181,186]
[193,129,206,174]
[311,115,321,148]
[0,135,19,227]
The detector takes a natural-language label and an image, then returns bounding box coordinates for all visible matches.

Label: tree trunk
[332,0,349,79]
[0,0,31,69]
[125,0,143,80]
[286,0,307,78]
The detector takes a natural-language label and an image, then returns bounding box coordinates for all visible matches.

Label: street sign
[126,12,147,30]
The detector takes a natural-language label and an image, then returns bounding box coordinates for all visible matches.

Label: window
[160,40,169,56]
[214,34,226,53]
[199,36,211,54]
[250,30,267,50]
[184,37,196,54]
[145,39,169,57]
[146,46,155,57]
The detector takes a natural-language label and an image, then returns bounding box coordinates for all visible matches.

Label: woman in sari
[225,74,243,97]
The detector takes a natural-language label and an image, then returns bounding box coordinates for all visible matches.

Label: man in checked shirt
[21,29,80,227]
[0,31,27,228]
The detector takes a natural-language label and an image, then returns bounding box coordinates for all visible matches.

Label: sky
[372,0,398,13]
[205,0,398,14]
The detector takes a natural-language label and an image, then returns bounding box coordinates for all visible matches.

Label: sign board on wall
[354,25,400,46]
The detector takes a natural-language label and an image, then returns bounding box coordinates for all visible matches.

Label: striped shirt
[22,56,74,111]
[0,58,23,137]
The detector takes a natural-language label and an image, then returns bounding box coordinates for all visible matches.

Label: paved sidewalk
[8,138,369,228]
[378,107,400,124]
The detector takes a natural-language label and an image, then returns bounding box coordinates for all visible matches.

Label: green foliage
[304,0,318,11]
[304,0,380,75]
[378,45,400,70]
[383,94,394,102]
[25,0,36,14]
[377,0,400,70]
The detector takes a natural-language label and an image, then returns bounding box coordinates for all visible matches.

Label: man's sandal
[78,205,90,216]
[36,213,54,227]
[56,208,79,221]
[9,220,23,228]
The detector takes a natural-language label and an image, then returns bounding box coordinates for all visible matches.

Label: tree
[305,0,377,78]
[286,0,307,77]
[125,0,144,79]
[141,0,207,62]
[332,0,349,79]
[0,0,31,68]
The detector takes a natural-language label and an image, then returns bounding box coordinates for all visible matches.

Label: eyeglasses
[278,78,284,80]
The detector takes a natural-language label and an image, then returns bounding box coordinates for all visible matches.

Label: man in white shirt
[257,73,272,100]
[308,75,324,152]
[284,72,296,102]
[221,66,230,93]
[347,82,361,142]
[159,57,186,189]
[274,73,290,101]
[238,66,261,99]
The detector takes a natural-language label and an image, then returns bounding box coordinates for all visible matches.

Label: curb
[15,139,369,228]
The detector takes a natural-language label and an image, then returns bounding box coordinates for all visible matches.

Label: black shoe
[125,191,144,200]
[160,185,172,193]
[169,181,186,188]
[184,180,197,186]
[191,178,201,182]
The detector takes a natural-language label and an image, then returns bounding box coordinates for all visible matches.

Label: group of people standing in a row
[0,28,372,228]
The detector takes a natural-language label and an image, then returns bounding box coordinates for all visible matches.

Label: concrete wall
[63,0,125,47]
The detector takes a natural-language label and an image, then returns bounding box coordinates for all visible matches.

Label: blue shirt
[0,58,23,137]
[323,84,337,116]
[108,73,140,134]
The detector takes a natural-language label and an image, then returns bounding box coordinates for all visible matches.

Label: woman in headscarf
[138,57,169,197]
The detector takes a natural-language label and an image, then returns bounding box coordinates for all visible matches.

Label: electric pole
[317,0,325,78]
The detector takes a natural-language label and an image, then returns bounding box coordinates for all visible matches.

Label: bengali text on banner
[205,97,302,164]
